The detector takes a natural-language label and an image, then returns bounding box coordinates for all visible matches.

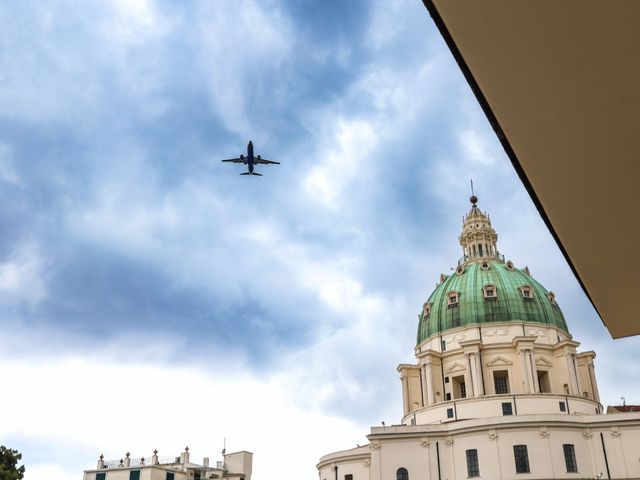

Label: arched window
[396,468,409,480]
[422,303,432,317]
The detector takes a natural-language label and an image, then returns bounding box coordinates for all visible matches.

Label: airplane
[221,140,279,176]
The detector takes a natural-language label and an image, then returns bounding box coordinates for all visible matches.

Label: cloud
[302,118,377,209]
[1,2,639,480]
[2,356,366,480]
[24,464,77,480]
[0,243,47,307]
[0,143,22,186]
[194,1,294,137]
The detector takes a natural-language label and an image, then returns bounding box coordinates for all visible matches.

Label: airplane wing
[221,157,246,164]
[255,158,280,165]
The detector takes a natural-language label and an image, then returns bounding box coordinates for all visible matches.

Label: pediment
[536,356,553,367]
[445,361,467,373]
[486,356,513,367]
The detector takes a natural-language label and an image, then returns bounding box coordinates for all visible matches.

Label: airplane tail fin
[240,172,251,175]
[240,172,262,176]
[252,172,263,176]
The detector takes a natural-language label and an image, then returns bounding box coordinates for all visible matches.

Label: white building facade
[318,197,640,480]
[84,447,252,480]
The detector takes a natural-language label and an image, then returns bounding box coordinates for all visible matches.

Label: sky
[1,1,639,479]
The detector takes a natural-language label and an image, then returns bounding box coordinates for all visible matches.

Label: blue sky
[1,1,639,479]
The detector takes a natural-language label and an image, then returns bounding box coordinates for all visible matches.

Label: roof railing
[457,252,505,266]
[102,456,179,469]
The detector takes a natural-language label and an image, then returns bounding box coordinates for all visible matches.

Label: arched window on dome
[396,468,409,480]
[447,291,459,306]
[483,284,497,300]
[423,302,432,318]
[547,291,558,305]
[520,285,534,300]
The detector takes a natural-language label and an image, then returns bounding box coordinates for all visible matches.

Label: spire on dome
[470,179,478,206]
[458,191,500,263]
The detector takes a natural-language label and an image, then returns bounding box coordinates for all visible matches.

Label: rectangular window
[537,370,551,393]
[452,375,466,399]
[446,392,452,401]
[466,449,480,478]
[563,444,577,473]
[166,473,175,480]
[96,474,106,480]
[495,376,508,394]
[513,445,530,474]
[502,402,513,416]
[129,471,141,480]
[446,408,454,418]
[441,339,446,351]
[345,475,353,480]
[444,376,450,383]
[559,401,566,412]
[494,371,510,394]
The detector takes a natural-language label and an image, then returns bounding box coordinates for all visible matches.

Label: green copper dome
[416,196,568,345]
[416,260,568,344]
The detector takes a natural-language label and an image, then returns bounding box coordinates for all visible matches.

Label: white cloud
[1,355,366,480]
[303,118,377,209]
[458,128,499,166]
[0,243,47,306]
[26,464,77,480]
[195,0,293,136]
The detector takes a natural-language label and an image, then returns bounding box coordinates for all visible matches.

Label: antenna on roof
[471,178,475,197]
[221,438,226,456]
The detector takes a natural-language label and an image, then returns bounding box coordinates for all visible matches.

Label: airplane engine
[240,154,244,159]
[256,155,261,161]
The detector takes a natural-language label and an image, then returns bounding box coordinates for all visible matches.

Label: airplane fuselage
[247,141,255,174]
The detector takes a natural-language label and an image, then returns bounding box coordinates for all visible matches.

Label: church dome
[416,196,568,345]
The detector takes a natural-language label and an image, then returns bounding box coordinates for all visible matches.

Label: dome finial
[470,179,478,206]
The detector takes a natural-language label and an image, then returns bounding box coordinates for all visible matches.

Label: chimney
[97,454,105,469]
[124,452,131,468]
[152,450,159,466]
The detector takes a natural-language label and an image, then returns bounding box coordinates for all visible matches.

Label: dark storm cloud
[1,0,637,433]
